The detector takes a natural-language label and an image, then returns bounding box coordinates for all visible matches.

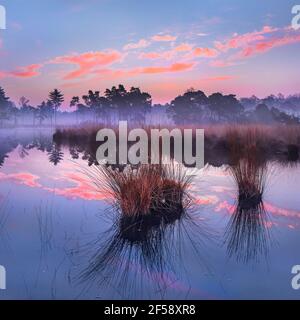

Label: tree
[48,89,64,125]
[36,101,52,126]
[208,93,244,122]
[19,96,30,109]
[70,96,90,123]
[254,103,274,123]
[76,103,90,119]
[19,97,37,126]
[271,107,299,124]
[126,87,152,122]
[105,85,129,120]
[82,90,101,109]
[262,94,278,108]
[11,105,20,126]
[0,87,13,126]
[240,95,260,110]
[167,89,208,124]
[70,96,80,109]
[82,90,107,122]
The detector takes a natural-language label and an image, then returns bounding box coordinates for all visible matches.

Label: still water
[0,128,300,300]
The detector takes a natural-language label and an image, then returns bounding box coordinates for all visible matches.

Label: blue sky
[0,0,299,106]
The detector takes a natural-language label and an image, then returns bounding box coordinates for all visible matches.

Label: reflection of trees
[276,143,300,168]
[48,144,64,166]
[0,153,9,167]
[0,137,18,167]
[69,146,80,160]
[18,146,29,159]
[225,141,271,263]
[52,123,300,170]
[0,130,54,167]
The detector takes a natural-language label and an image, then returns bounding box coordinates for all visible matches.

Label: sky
[0,0,300,108]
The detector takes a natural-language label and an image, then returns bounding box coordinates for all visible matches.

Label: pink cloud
[9,64,43,78]
[93,61,195,79]
[123,39,151,50]
[93,62,195,78]
[193,47,219,58]
[136,62,195,74]
[139,52,162,60]
[194,195,219,206]
[138,45,193,61]
[264,202,300,219]
[44,172,110,201]
[0,169,109,201]
[0,64,43,79]
[51,50,123,80]
[0,172,41,188]
[209,60,238,68]
[214,201,235,214]
[151,34,177,42]
[174,43,193,52]
[138,50,175,60]
[63,61,196,87]
[215,25,278,52]
[238,33,300,58]
[210,26,300,66]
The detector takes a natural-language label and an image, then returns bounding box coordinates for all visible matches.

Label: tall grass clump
[230,146,266,208]
[87,163,193,225]
[75,163,211,297]
[225,132,271,262]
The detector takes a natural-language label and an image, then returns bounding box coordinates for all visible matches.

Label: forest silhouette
[0,85,299,127]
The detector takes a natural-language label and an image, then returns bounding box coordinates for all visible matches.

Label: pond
[0,128,300,300]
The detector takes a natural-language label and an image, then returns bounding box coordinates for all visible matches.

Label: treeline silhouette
[0,85,299,127]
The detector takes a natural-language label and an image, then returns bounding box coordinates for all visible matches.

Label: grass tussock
[83,163,193,243]
[88,163,192,218]
[228,133,267,208]
[77,163,211,296]
[225,135,271,262]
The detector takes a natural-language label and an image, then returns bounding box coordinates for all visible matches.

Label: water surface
[0,128,300,300]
